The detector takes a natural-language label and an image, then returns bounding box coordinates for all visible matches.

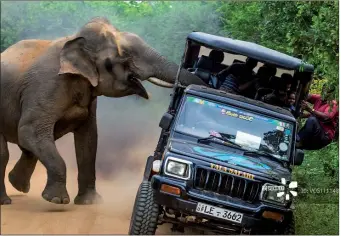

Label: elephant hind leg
[0,134,11,205]
[9,149,38,193]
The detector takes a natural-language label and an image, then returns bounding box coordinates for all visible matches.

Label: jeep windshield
[175,96,294,161]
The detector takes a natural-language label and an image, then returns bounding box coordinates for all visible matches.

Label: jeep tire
[128,181,160,235]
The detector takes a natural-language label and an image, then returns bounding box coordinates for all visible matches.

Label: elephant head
[58,17,206,99]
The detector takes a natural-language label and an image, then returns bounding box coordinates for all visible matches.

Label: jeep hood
[168,139,291,181]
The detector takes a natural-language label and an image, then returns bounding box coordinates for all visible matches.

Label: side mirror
[293,149,305,166]
[159,112,174,130]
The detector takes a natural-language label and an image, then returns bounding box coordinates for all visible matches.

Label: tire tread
[128,181,160,235]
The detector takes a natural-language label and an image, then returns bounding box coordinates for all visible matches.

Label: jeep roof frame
[170,32,315,118]
[185,32,314,72]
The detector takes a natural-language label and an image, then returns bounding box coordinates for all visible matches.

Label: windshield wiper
[243,150,284,164]
[198,135,242,149]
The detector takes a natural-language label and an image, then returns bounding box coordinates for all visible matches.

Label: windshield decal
[221,109,254,122]
[187,96,286,126]
[276,126,285,131]
[235,131,262,149]
[192,146,271,170]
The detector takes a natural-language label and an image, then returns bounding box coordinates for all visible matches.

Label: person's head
[256,66,276,86]
[209,50,224,64]
[245,57,258,70]
[280,73,293,92]
[265,65,277,77]
[321,83,335,102]
[288,92,296,106]
[275,79,289,103]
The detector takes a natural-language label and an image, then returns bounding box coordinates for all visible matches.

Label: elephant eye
[104,58,113,72]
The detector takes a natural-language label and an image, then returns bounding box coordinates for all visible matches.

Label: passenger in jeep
[280,73,293,92]
[296,84,338,150]
[287,91,296,114]
[216,58,258,94]
[245,65,277,99]
[261,79,290,109]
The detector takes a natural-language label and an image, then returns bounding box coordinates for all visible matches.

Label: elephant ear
[59,37,99,87]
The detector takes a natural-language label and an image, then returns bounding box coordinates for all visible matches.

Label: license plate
[196,202,243,223]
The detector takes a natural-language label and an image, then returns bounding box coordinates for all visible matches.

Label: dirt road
[0,135,175,234]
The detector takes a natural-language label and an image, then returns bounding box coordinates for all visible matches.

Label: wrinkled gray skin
[0,17,206,205]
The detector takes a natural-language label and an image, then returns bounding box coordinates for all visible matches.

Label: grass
[292,142,339,235]
[295,203,338,235]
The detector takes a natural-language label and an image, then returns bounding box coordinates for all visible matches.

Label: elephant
[0,17,207,205]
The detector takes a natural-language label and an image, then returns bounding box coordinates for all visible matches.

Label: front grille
[193,167,261,203]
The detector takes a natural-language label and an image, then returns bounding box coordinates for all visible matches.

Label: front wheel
[128,181,160,235]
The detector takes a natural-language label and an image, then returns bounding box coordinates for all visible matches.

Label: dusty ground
[0,135,175,235]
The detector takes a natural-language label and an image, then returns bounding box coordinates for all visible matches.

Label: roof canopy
[187,32,314,73]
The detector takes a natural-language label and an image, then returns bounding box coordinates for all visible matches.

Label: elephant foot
[74,189,103,205]
[42,182,70,204]
[8,171,30,193]
[1,194,12,205]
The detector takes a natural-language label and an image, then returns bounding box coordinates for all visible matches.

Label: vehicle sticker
[279,142,289,152]
[235,131,262,150]
[238,114,254,122]
[276,126,284,131]
[284,129,291,135]
[224,110,239,118]
[210,164,255,180]
[221,109,254,122]
[187,96,291,129]
[209,130,222,138]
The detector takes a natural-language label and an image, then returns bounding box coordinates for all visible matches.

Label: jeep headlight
[260,183,286,205]
[164,157,192,179]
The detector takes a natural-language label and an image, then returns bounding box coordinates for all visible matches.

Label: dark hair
[281,73,293,83]
[289,91,296,97]
[245,57,258,67]
[209,50,224,64]
[263,65,277,76]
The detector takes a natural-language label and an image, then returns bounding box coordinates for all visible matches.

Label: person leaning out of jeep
[296,84,338,150]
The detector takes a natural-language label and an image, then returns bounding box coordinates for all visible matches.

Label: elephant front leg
[0,134,11,205]
[73,99,102,205]
[9,149,38,193]
[18,116,70,204]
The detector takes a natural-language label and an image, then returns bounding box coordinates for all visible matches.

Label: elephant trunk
[145,48,207,88]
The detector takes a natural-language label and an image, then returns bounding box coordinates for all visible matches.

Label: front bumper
[151,174,293,232]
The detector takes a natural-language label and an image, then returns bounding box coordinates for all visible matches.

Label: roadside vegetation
[1,1,338,234]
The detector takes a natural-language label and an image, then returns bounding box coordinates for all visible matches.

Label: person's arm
[302,100,338,121]
[238,78,258,91]
[217,65,232,79]
[216,64,239,80]
[300,111,311,118]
